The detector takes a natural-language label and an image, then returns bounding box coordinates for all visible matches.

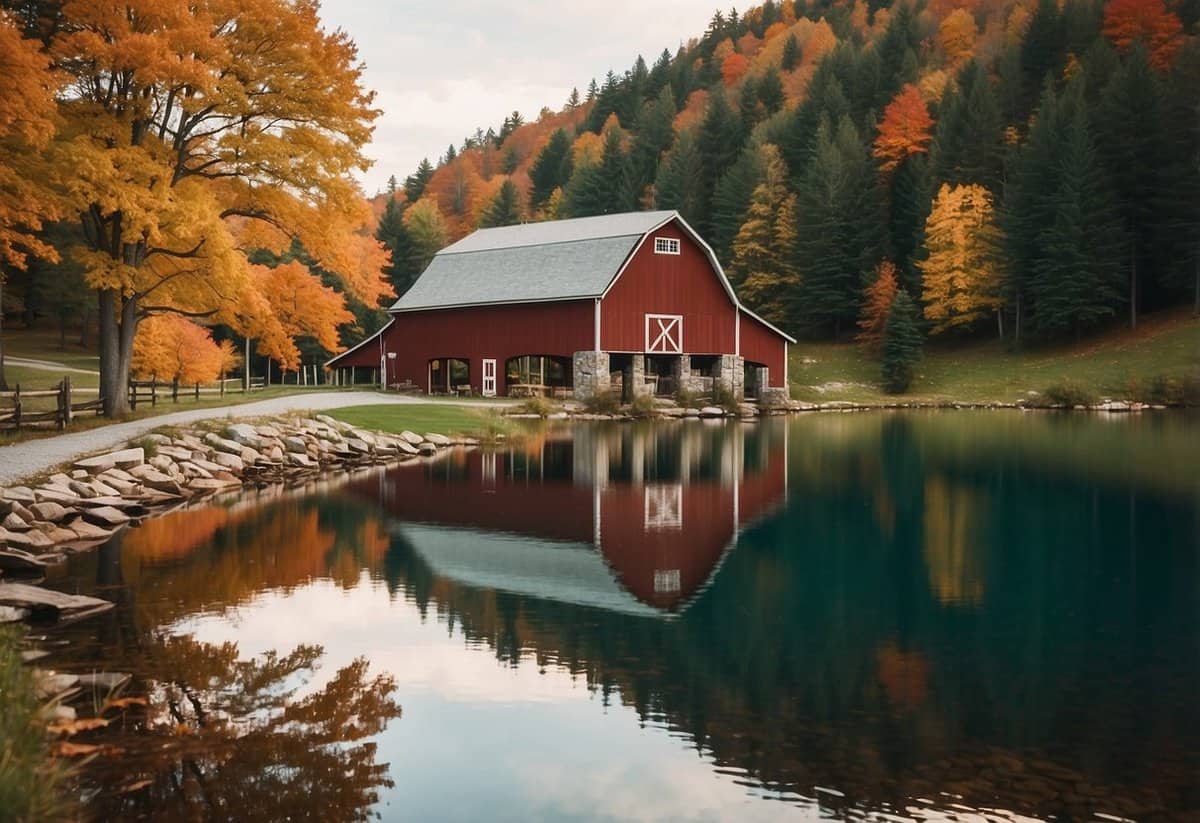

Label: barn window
[654,237,680,255]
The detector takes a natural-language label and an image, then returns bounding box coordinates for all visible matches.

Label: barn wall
[600,221,737,354]
[380,300,594,393]
[739,311,787,388]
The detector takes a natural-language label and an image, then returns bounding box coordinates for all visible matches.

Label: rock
[287,453,315,467]
[240,447,263,465]
[203,432,243,455]
[84,479,121,498]
[699,406,726,418]
[81,506,130,527]
[0,605,29,623]
[78,497,147,514]
[66,521,114,541]
[75,447,145,473]
[35,672,80,700]
[94,474,140,496]
[28,502,72,523]
[63,480,98,499]
[100,467,139,484]
[424,433,451,446]
[267,446,284,462]
[211,453,244,474]
[155,445,197,462]
[49,473,74,487]
[417,442,438,455]
[178,461,213,480]
[255,424,283,438]
[44,704,76,723]
[225,423,264,448]
[3,529,54,550]
[142,433,172,446]
[683,408,701,417]
[283,436,308,453]
[4,513,30,531]
[188,478,238,491]
[33,488,81,506]
[395,441,419,456]
[0,548,46,575]
[0,583,113,621]
[126,466,182,494]
[2,486,37,504]
[41,526,81,544]
[345,438,371,454]
[399,431,424,446]
[149,454,177,474]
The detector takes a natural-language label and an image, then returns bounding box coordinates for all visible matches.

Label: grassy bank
[324,403,514,437]
[790,309,1200,404]
[0,628,69,820]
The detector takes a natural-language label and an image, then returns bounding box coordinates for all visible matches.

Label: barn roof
[390,211,677,312]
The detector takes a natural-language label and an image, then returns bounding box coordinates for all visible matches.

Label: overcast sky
[319,1,721,196]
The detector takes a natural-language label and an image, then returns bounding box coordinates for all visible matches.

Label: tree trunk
[1194,241,1199,316]
[997,310,1004,340]
[1014,291,1022,346]
[79,306,90,347]
[0,277,7,392]
[1129,238,1138,330]
[98,289,137,417]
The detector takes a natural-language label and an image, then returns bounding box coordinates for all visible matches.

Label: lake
[42,412,1200,821]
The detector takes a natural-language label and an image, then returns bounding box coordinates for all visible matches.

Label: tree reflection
[78,634,400,821]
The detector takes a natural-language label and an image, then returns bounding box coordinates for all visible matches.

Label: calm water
[41,413,1200,821]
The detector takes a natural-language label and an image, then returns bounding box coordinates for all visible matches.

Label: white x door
[645,314,683,353]
[482,358,497,397]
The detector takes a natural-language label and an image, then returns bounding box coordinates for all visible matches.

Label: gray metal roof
[390,211,677,312]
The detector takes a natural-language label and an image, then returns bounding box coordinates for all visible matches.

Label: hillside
[374,0,1200,371]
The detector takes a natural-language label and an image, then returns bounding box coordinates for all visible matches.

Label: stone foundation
[625,355,653,399]
[715,354,745,400]
[759,386,791,408]
[572,351,611,400]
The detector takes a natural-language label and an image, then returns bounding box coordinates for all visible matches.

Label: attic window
[654,237,680,255]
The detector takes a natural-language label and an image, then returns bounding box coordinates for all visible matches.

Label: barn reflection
[352,422,789,616]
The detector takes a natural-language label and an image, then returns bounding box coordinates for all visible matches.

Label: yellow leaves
[919,183,1005,335]
[132,315,230,384]
[251,261,354,368]
[938,8,977,66]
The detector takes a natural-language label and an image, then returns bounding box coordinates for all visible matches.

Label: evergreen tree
[697,89,745,233]
[586,78,599,101]
[567,87,581,108]
[404,158,434,202]
[888,154,932,294]
[729,147,799,326]
[1020,0,1067,116]
[478,180,523,228]
[529,129,574,211]
[654,130,706,226]
[630,85,677,199]
[931,60,1004,188]
[563,126,633,217]
[1029,95,1126,337]
[881,289,923,393]
[648,49,673,98]
[375,197,416,296]
[710,145,766,264]
[758,66,785,115]
[782,34,800,71]
[405,199,448,274]
[794,115,883,336]
[780,62,850,176]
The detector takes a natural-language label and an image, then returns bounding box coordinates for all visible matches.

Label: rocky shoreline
[0,413,472,621]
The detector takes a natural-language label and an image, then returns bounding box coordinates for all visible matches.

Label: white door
[482,359,497,397]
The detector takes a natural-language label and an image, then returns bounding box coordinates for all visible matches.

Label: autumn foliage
[873,85,934,174]
[1102,0,1184,71]
[856,261,900,354]
[920,184,1004,335]
[131,315,230,384]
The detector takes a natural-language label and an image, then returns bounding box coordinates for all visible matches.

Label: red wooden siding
[739,311,787,387]
[600,221,737,354]
[378,300,593,393]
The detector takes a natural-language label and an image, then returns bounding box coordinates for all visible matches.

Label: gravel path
[6,356,100,375]
[0,391,506,485]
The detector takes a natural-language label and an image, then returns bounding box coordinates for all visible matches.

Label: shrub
[1042,379,1098,407]
[1126,373,1200,406]
[628,393,659,419]
[582,390,620,414]
[674,387,706,408]
[711,386,740,413]
[514,396,557,417]
[0,628,71,820]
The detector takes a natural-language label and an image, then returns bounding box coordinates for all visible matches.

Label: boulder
[68,521,115,541]
[84,479,121,498]
[33,487,81,506]
[81,506,131,527]
[156,445,196,462]
[2,486,36,504]
[255,424,283,438]
[0,605,28,623]
[225,423,264,448]
[345,438,371,454]
[74,447,145,473]
[417,442,438,455]
[100,467,139,484]
[399,431,424,446]
[188,478,239,491]
[149,455,177,475]
[240,447,263,465]
[699,406,726,418]
[287,452,315,468]
[211,453,245,473]
[3,513,30,531]
[3,529,53,550]
[179,461,213,480]
[424,433,451,447]
[202,432,243,455]
[0,548,46,575]
[126,466,182,494]
[142,433,172,446]
[394,441,419,456]
[283,436,308,454]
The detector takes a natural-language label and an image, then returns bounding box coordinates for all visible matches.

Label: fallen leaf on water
[48,717,110,737]
[118,779,153,794]
[103,696,148,711]
[53,742,100,757]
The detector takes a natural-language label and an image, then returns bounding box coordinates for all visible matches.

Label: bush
[0,628,70,820]
[1042,379,1098,407]
[628,393,659,419]
[582,390,620,414]
[514,396,557,417]
[712,386,740,413]
[1126,373,1200,406]
[881,290,923,394]
[674,387,705,408]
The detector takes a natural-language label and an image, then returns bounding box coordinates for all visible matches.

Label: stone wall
[716,354,745,400]
[572,351,611,400]
[625,355,653,399]
[759,386,791,408]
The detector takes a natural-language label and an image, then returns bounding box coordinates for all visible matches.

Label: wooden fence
[128,375,265,409]
[0,377,103,432]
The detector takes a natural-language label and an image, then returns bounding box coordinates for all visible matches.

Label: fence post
[171,377,179,403]
[60,376,72,428]
[129,379,136,411]
[13,384,20,431]
[195,381,200,401]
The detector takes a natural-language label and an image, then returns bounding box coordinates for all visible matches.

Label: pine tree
[931,60,1004,188]
[563,126,633,217]
[1020,0,1067,116]
[782,34,800,71]
[919,183,1005,336]
[529,129,574,211]
[567,87,581,108]
[405,200,448,274]
[857,261,900,354]
[881,289,923,393]
[630,85,677,199]
[731,149,800,327]
[404,158,434,202]
[794,115,884,336]
[375,197,416,297]
[478,180,523,228]
[710,146,766,264]
[758,66,785,115]
[654,130,705,226]
[697,89,745,233]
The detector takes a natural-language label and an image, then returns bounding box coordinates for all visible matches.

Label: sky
[318,1,723,197]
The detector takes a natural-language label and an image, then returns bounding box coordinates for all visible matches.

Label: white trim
[645,314,683,353]
[735,311,741,356]
[783,342,788,386]
[594,299,601,351]
[653,237,681,255]
[482,358,497,397]
[324,317,395,367]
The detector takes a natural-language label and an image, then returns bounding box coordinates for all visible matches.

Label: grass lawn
[324,403,513,437]
[789,309,1200,403]
[3,328,100,370]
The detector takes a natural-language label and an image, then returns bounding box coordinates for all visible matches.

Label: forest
[375,0,1199,383]
[1,0,1197,408]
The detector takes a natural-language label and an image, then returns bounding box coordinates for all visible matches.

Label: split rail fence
[0,376,103,432]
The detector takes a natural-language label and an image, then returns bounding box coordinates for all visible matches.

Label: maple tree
[253,261,355,371]
[920,183,1005,335]
[38,0,379,415]
[131,314,226,384]
[1102,0,1184,71]
[873,85,935,174]
[937,9,977,67]
[856,261,900,354]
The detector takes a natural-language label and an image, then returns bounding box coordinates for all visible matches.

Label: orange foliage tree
[131,315,226,384]
[252,262,354,370]
[0,13,59,270]
[873,85,935,174]
[42,0,379,416]
[919,183,1004,335]
[856,261,901,354]
[722,51,751,85]
[1102,0,1183,71]
[938,8,977,66]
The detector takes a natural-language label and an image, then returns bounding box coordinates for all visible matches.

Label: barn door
[645,314,683,353]
[482,359,497,397]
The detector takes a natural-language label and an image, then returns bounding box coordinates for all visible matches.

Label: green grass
[2,365,100,390]
[324,403,512,437]
[0,628,71,820]
[789,309,1200,404]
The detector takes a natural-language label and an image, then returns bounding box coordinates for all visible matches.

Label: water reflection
[42,413,1200,820]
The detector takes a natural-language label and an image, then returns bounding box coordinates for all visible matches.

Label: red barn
[327,211,794,401]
